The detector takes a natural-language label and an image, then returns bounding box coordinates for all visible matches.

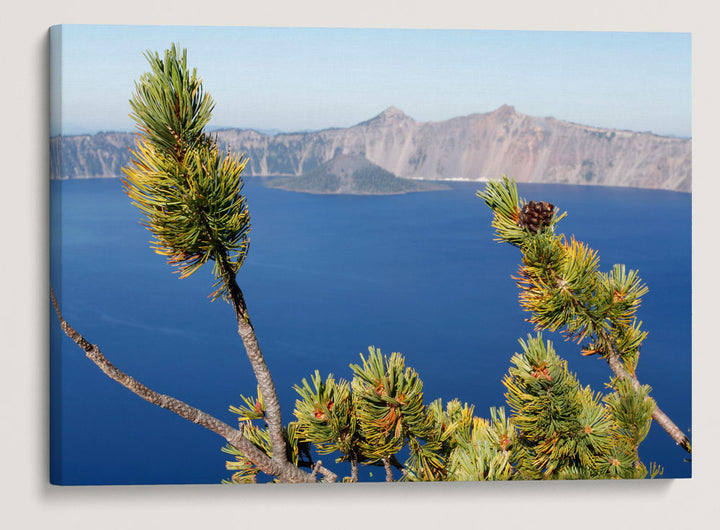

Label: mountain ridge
[51,106,692,192]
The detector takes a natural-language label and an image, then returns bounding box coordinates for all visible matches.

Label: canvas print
[49,25,691,485]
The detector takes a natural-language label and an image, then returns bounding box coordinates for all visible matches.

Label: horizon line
[52,104,693,140]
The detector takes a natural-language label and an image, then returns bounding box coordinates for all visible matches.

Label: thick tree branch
[196,205,291,474]
[383,458,394,482]
[318,466,338,483]
[51,288,314,483]
[307,460,337,483]
[214,251,293,474]
[349,452,359,482]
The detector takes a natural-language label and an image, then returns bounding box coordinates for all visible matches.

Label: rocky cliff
[50,106,692,191]
[51,132,133,179]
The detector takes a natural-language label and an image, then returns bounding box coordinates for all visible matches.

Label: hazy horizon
[55,103,694,139]
[51,26,691,138]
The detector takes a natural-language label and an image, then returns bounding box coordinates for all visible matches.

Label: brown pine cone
[517,200,555,233]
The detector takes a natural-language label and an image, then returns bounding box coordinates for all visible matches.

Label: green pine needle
[122,44,251,301]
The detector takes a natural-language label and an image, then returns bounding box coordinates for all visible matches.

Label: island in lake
[265,154,449,195]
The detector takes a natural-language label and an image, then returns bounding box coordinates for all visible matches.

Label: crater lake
[50,177,691,484]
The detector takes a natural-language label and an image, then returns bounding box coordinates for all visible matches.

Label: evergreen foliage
[502,334,654,479]
[223,337,659,482]
[477,177,688,453]
[477,176,650,375]
[122,44,251,301]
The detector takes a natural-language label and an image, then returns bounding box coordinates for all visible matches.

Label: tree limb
[214,253,295,474]
[349,452,359,482]
[599,330,691,453]
[51,288,314,483]
[383,458,394,482]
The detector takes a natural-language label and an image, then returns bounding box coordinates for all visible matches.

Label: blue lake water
[49,178,691,484]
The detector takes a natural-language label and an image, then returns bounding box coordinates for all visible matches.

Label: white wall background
[2,1,717,528]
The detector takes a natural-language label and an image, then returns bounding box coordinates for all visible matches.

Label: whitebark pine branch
[598,330,691,453]
[215,252,294,473]
[383,458,394,482]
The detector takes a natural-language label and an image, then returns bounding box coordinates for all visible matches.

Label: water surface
[50,178,691,484]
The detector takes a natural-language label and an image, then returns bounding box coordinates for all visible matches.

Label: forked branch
[50,288,327,483]
[214,243,294,474]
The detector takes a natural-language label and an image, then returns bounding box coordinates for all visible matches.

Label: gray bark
[215,253,295,474]
[599,330,691,453]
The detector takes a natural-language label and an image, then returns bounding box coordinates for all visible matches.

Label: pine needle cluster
[122,44,251,301]
[223,339,659,481]
[478,177,649,376]
[478,176,688,455]
[504,334,655,479]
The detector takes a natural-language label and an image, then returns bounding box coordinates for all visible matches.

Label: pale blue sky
[50,25,691,137]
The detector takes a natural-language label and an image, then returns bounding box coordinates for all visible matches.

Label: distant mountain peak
[359,106,413,127]
[490,104,518,117]
[380,106,407,118]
